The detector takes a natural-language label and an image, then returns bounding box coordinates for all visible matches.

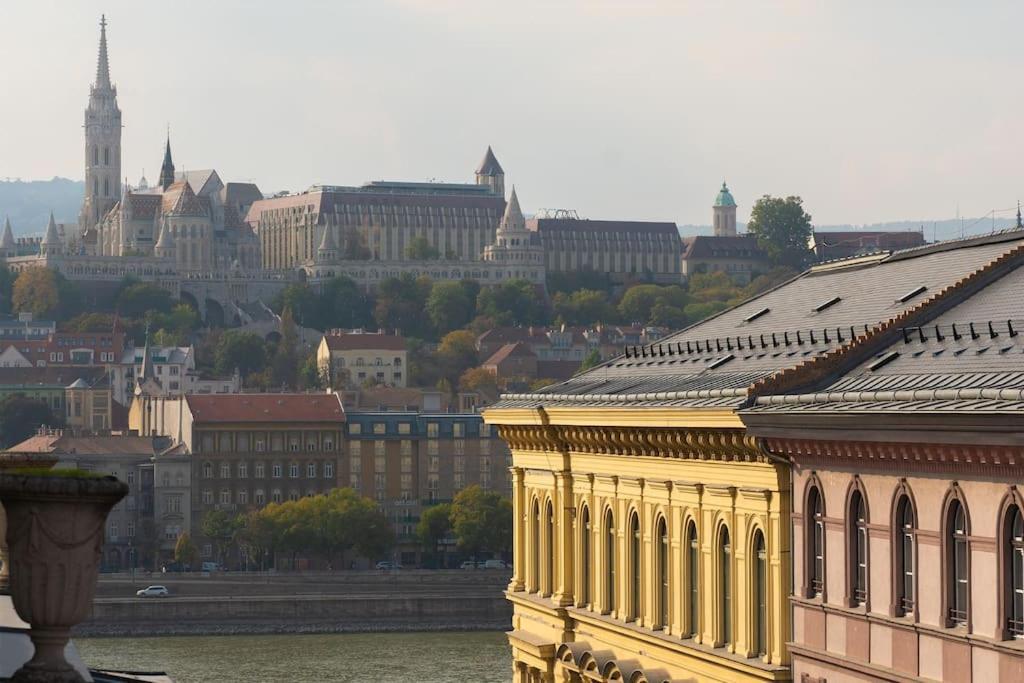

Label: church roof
[176,170,222,197]
[1,218,15,249]
[476,146,503,175]
[714,181,736,208]
[127,193,163,220]
[164,181,206,217]
[95,15,112,91]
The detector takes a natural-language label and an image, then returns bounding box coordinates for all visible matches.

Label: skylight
[867,351,900,371]
[743,307,770,323]
[897,285,927,303]
[812,296,841,313]
[708,354,735,369]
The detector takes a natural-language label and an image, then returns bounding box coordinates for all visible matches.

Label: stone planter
[0,455,59,594]
[0,472,127,683]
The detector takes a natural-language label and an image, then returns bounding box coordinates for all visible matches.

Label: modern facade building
[484,229,1024,682]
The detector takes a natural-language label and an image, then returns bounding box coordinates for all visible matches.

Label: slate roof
[186,393,345,424]
[0,366,108,388]
[493,230,1024,410]
[476,146,504,175]
[682,235,766,260]
[529,218,680,237]
[747,253,1024,415]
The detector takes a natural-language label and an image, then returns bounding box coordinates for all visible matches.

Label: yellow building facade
[486,407,791,683]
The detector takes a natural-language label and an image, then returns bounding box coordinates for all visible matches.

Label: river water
[76,631,511,682]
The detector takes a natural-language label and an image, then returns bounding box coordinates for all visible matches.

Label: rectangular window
[202,490,213,505]
[400,440,412,456]
[289,464,299,478]
[349,424,362,435]
[307,463,316,478]
[255,462,265,478]
[272,464,282,478]
[237,462,248,479]
[127,521,135,537]
[429,456,439,473]
[350,457,362,474]
[427,423,439,438]
[453,423,464,438]
[238,489,248,504]
[220,489,231,504]
[220,463,230,478]
[480,439,490,455]
[401,473,412,491]
[401,455,412,473]
[454,439,464,455]
[398,423,411,435]
[427,441,438,456]
[349,473,361,490]
[373,423,386,435]
[350,441,361,457]
[375,455,386,473]
[324,462,334,479]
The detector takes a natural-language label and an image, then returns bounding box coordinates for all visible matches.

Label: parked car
[482,559,508,569]
[459,560,478,570]
[201,562,224,573]
[374,561,403,570]
[136,585,169,598]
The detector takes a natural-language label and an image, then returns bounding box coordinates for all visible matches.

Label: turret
[475,146,505,196]
[154,220,175,259]
[159,135,175,191]
[40,212,62,257]
[316,222,338,263]
[1,218,15,258]
[713,181,738,237]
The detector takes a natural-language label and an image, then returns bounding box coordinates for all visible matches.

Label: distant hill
[0,178,83,236]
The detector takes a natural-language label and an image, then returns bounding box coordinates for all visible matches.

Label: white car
[136,585,169,598]
[459,561,478,570]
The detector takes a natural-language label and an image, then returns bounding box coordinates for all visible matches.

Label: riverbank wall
[78,570,512,637]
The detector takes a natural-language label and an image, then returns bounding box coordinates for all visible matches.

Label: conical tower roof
[159,135,175,190]
[317,224,337,253]
[476,146,503,175]
[41,212,60,246]
[1,218,15,250]
[155,220,174,251]
[499,186,526,233]
[95,15,112,91]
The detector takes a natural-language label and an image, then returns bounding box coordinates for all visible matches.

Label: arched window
[545,501,554,596]
[947,500,969,626]
[720,526,732,645]
[850,490,868,605]
[605,509,616,614]
[753,530,767,657]
[580,506,591,607]
[629,511,641,622]
[93,146,99,165]
[807,486,825,597]
[93,177,99,198]
[104,147,109,165]
[895,495,916,615]
[657,517,669,629]
[1006,504,1024,638]
[103,177,109,197]
[687,520,699,636]
[531,499,541,593]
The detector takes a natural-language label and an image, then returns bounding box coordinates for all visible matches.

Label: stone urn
[0,471,127,683]
[0,454,59,594]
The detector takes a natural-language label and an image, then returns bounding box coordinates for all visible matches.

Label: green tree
[546,269,613,296]
[436,330,479,388]
[214,330,267,378]
[174,531,199,569]
[116,282,174,318]
[426,281,478,334]
[618,284,689,325]
[577,348,603,373]
[0,394,58,448]
[317,276,373,331]
[417,503,452,567]
[746,195,814,269]
[405,235,440,260]
[12,267,59,318]
[200,509,241,565]
[476,280,547,326]
[552,289,616,326]
[374,274,433,338]
[458,366,499,398]
[63,312,115,333]
[0,266,14,315]
[683,301,729,323]
[273,284,318,329]
[269,307,300,389]
[450,485,513,558]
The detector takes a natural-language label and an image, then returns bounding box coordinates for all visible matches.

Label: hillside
[0,178,83,235]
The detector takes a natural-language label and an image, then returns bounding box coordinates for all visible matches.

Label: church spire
[159,133,175,190]
[95,15,111,91]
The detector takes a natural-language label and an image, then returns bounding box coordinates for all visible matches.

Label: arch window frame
[1003,499,1024,639]
[942,491,971,629]
[544,499,555,597]
[628,510,641,622]
[530,498,541,594]
[804,481,826,599]
[656,515,669,630]
[752,529,767,658]
[579,505,591,608]
[686,519,700,637]
[892,491,917,618]
[604,508,616,615]
[848,486,869,607]
[719,524,732,647]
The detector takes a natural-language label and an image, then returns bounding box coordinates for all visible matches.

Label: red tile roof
[483,342,536,366]
[186,393,346,424]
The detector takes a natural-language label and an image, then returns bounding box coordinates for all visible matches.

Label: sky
[1,1,1023,228]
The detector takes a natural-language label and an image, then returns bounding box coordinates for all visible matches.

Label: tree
[317,276,373,331]
[269,307,299,389]
[426,281,478,334]
[746,195,814,269]
[552,289,616,326]
[374,274,433,338]
[200,509,241,565]
[405,235,440,260]
[435,330,479,388]
[476,280,547,326]
[417,503,452,567]
[577,349,603,373]
[63,312,115,333]
[0,395,58,448]
[546,269,613,297]
[214,330,267,378]
[618,284,689,325]
[116,282,174,318]
[450,485,513,558]
[273,284,318,329]
[12,267,59,318]
[458,367,498,399]
[0,266,14,315]
[174,531,199,569]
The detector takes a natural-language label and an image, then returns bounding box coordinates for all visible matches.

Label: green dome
[714,181,736,208]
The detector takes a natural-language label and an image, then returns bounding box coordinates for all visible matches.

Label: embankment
[78,570,512,637]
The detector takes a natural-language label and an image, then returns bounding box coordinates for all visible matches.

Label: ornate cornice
[768,436,1024,474]
[498,424,765,463]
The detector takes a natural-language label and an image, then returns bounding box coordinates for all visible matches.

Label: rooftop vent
[744,307,770,323]
[708,354,735,369]
[813,296,842,313]
[897,285,927,303]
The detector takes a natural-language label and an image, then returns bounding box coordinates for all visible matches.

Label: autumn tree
[450,485,513,558]
[200,509,241,565]
[12,267,59,318]
[458,367,499,399]
[174,531,199,569]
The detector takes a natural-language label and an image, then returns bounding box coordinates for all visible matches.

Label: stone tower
[475,146,505,196]
[80,15,122,232]
[713,181,737,237]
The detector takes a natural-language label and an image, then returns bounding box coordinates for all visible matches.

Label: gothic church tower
[80,15,122,232]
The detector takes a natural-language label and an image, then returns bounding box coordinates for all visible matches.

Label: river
[76,631,511,682]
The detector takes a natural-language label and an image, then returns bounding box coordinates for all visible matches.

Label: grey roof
[748,254,1024,415]
[492,229,1024,409]
[476,146,503,175]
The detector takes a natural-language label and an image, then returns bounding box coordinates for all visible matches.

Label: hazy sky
[2,1,1023,227]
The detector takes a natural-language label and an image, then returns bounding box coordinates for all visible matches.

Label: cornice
[498,424,765,463]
